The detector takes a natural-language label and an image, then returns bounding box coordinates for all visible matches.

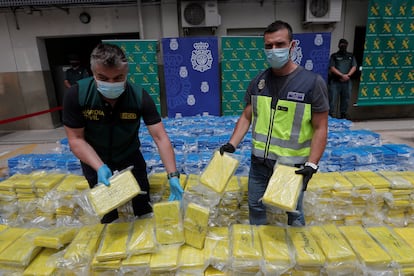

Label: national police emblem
[191,42,213,73]
[291,39,303,65]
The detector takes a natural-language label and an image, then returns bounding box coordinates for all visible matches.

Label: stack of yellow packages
[366,226,414,274]
[230,224,262,274]
[95,222,130,264]
[148,172,168,203]
[258,225,293,275]
[14,173,41,222]
[153,201,184,245]
[121,253,151,276]
[216,176,243,226]
[87,169,141,218]
[237,176,250,225]
[287,227,325,274]
[22,248,59,276]
[0,177,18,222]
[309,224,358,275]
[0,227,30,262]
[34,226,78,249]
[0,228,42,272]
[199,151,240,194]
[183,202,210,249]
[177,244,207,275]
[400,172,414,225]
[149,244,180,274]
[262,164,303,212]
[55,174,87,220]
[59,224,105,275]
[394,227,414,275]
[204,227,230,273]
[339,225,393,274]
[126,218,157,256]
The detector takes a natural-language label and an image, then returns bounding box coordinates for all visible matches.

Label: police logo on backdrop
[191,42,213,72]
[291,39,303,65]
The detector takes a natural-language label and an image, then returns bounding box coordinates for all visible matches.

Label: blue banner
[162,37,220,118]
[292,32,331,82]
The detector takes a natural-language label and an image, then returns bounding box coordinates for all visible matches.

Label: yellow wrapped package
[92,256,121,271]
[262,164,303,212]
[0,228,42,268]
[394,227,414,249]
[153,201,184,245]
[258,225,293,274]
[63,224,105,266]
[23,248,59,276]
[178,244,206,272]
[365,226,414,267]
[87,169,141,217]
[96,222,130,262]
[150,244,180,273]
[121,254,151,276]
[287,227,325,268]
[184,202,210,249]
[309,224,358,274]
[200,151,240,193]
[231,224,262,271]
[339,225,392,267]
[34,226,78,249]
[126,218,157,255]
[0,227,29,254]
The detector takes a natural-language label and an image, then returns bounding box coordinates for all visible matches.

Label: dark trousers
[81,150,152,223]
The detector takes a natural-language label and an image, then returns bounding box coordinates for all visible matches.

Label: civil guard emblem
[191,42,213,73]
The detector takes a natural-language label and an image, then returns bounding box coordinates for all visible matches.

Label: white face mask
[95,79,126,99]
[264,46,291,69]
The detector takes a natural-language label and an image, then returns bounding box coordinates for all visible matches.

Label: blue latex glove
[168,177,184,201]
[97,164,112,186]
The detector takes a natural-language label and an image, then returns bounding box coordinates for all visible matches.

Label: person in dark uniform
[219,20,329,226]
[64,54,89,89]
[328,38,357,119]
[62,43,183,223]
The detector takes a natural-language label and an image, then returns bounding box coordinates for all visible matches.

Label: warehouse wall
[0,0,411,130]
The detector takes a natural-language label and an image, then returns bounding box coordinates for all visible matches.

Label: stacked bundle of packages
[0,175,18,222]
[204,226,230,273]
[237,176,250,224]
[380,171,414,226]
[215,176,243,226]
[147,172,168,203]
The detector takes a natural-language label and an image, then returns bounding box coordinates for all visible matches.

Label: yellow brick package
[62,224,105,268]
[339,225,392,268]
[121,254,151,276]
[126,218,157,255]
[87,169,141,217]
[23,248,59,276]
[153,201,184,245]
[34,226,78,249]
[258,225,293,275]
[204,227,230,271]
[178,244,207,273]
[394,227,414,249]
[200,151,240,193]
[0,227,29,254]
[287,227,325,268]
[365,226,414,267]
[231,224,262,272]
[150,244,180,273]
[184,202,210,249]
[263,164,303,212]
[96,222,130,262]
[309,224,358,275]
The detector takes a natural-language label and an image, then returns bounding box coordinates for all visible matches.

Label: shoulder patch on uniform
[258,79,265,90]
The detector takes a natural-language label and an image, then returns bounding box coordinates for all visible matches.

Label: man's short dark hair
[264,20,293,41]
[339,38,348,45]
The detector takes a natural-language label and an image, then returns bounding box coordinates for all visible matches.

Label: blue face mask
[95,79,126,99]
[264,47,291,69]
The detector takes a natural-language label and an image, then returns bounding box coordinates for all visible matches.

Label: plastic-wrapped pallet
[258,225,293,275]
[153,201,184,245]
[204,227,230,273]
[287,227,325,273]
[95,222,130,262]
[230,224,262,274]
[339,225,393,274]
[366,226,414,272]
[309,224,359,275]
[126,218,157,256]
[262,164,303,212]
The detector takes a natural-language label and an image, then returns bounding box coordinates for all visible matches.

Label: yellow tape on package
[96,222,130,262]
[22,248,58,276]
[87,169,141,217]
[200,151,240,194]
[34,226,78,249]
[263,164,302,212]
[127,218,157,255]
[339,225,392,267]
[287,227,325,267]
[153,201,184,245]
[366,226,414,267]
[184,202,210,249]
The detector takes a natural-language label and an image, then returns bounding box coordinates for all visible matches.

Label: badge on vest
[277,105,288,112]
[258,79,265,90]
[287,91,305,101]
